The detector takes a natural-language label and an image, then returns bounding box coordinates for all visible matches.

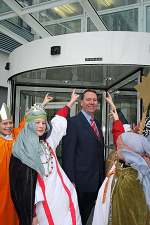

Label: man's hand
[42,93,53,107]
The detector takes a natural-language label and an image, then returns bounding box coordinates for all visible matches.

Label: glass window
[101,9,138,31]
[15,65,137,90]
[17,0,77,7]
[8,17,31,32]
[32,3,83,22]
[20,90,102,124]
[0,18,33,42]
[51,3,83,19]
[45,19,81,35]
[20,91,76,121]
[114,93,137,125]
[90,0,140,11]
[16,0,32,7]
[0,1,12,13]
[87,17,99,32]
[101,8,138,31]
[146,6,150,32]
[106,91,138,159]
[106,78,139,160]
[87,8,138,31]
[108,92,137,145]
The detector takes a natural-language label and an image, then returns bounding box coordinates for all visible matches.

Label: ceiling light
[104,77,115,81]
[53,5,73,18]
[61,80,72,83]
[101,0,111,6]
[62,5,74,14]
[54,7,58,12]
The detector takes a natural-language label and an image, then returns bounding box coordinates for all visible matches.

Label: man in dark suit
[62,89,105,225]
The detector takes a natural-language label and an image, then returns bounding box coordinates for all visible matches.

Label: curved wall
[8,31,150,78]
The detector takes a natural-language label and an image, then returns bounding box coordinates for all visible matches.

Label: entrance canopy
[7,31,150,90]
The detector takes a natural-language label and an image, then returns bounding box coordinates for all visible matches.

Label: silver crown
[25,103,44,117]
[0,103,12,122]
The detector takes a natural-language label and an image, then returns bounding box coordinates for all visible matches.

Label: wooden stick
[139,108,148,135]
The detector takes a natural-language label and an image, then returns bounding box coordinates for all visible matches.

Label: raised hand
[42,93,53,107]
[108,109,119,121]
[71,88,80,103]
[105,92,116,110]
[67,89,80,108]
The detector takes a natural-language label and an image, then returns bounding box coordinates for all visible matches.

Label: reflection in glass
[146,6,150,32]
[106,91,137,158]
[17,0,57,7]
[14,65,138,89]
[87,18,98,32]
[107,79,138,158]
[32,3,83,23]
[0,1,12,13]
[101,8,138,31]
[90,0,140,11]
[45,19,81,35]
[107,91,137,159]
[114,93,137,125]
[87,8,138,32]
[0,18,33,41]
[20,90,102,125]
[51,3,83,19]
[20,91,73,121]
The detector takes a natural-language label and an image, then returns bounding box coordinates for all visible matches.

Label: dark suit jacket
[62,111,105,193]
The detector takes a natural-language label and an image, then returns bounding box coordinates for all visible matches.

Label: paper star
[134,71,150,111]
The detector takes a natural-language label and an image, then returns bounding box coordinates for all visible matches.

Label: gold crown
[25,103,44,117]
[0,103,12,122]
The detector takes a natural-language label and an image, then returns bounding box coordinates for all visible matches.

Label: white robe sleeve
[46,115,67,152]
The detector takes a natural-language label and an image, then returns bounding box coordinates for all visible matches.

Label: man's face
[81,91,98,116]
[0,119,13,136]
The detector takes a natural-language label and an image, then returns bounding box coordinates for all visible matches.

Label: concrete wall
[0,50,9,107]
[0,49,9,87]
[0,86,8,107]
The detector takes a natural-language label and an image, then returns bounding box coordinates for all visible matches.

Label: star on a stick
[134,71,150,111]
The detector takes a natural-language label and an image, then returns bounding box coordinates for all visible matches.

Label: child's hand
[70,88,80,104]
[108,109,119,121]
[105,92,116,110]
[42,93,53,107]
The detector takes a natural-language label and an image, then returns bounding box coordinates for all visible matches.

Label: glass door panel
[16,87,103,165]
[105,71,140,159]
[107,91,138,148]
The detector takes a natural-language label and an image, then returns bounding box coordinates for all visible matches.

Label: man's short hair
[81,89,98,100]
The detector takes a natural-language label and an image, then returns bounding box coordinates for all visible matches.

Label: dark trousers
[77,190,98,225]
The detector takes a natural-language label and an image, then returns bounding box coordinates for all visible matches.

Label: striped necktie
[90,116,100,140]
